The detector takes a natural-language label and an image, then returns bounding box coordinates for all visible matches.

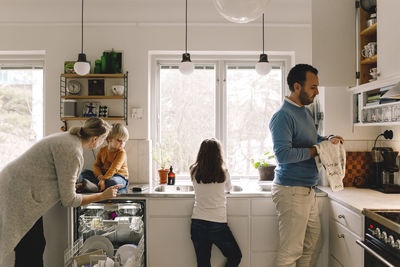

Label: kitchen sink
[153,185,194,193]
[229,185,243,192]
[256,184,272,192]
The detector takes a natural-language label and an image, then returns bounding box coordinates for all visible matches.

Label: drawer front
[251,198,276,216]
[329,220,363,267]
[148,199,194,216]
[329,255,344,267]
[329,199,363,236]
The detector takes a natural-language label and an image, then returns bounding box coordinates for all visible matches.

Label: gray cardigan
[0,132,84,263]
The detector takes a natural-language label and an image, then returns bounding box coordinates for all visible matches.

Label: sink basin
[229,185,243,192]
[153,185,194,193]
[256,184,272,192]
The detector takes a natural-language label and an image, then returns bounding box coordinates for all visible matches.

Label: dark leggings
[14,217,46,267]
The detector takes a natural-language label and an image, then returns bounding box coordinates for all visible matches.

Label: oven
[357,210,400,267]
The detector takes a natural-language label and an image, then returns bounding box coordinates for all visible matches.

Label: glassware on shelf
[383,106,391,121]
[375,107,382,122]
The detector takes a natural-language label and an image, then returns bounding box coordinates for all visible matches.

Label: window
[152,56,286,179]
[0,65,44,169]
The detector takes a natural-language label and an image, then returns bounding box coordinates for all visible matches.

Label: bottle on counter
[168,166,175,185]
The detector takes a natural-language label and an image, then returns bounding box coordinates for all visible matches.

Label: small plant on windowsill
[152,143,171,184]
[251,152,276,181]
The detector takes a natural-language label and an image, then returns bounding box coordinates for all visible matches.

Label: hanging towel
[314,141,346,192]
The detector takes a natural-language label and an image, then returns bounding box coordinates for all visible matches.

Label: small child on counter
[189,138,242,267]
[78,123,129,193]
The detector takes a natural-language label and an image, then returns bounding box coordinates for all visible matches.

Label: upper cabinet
[349,0,400,126]
[376,0,400,80]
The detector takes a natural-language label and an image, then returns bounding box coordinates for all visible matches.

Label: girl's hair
[69,118,111,140]
[107,123,129,141]
[190,138,227,184]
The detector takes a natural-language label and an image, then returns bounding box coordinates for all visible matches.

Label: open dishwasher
[65,199,146,267]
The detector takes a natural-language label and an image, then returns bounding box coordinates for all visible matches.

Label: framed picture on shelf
[82,102,99,117]
[88,79,105,95]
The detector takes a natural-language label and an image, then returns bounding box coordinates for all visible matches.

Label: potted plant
[152,143,171,184]
[251,152,276,181]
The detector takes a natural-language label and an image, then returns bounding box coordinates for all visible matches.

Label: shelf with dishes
[60,72,128,131]
[351,75,400,126]
[360,23,377,36]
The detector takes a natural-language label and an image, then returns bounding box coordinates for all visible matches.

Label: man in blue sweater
[269,64,343,267]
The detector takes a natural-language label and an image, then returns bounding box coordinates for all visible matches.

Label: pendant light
[213,0,271,24]
[179,0,194,75]
[256,13,271,76]
[74,0,90,76]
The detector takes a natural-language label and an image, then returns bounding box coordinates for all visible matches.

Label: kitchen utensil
[81,235,114,258]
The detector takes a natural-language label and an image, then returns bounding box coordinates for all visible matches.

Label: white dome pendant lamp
[179,0,194,75]
[213,0,271,24]
[74,0,90,76]
[256,13,272,76]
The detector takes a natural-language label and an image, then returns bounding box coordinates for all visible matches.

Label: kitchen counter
[111,182,329,199]
[319,186,400,214]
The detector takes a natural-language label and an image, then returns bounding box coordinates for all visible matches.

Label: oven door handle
[356,239,395,267]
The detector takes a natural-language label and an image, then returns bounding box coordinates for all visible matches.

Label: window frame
[150,52,293,179]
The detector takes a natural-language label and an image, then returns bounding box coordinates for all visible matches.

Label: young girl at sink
[189,138,242,267]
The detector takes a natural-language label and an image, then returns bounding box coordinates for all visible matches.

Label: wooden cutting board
[344,151,374,187]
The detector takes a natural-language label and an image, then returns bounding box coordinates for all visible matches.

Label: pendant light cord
[185,0,188,54]
[260,13,265,54]
[81,0,84,54]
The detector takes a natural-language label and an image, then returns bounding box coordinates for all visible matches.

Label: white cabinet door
[377,0,400,79]
[147,199,195,267]
[329,255,344,267]
[329,220,363,267]
[147,198,249,267]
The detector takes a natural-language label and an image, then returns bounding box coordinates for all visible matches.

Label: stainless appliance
[371,148,400,193]
[66,199,146,267]
[357,209,400,267]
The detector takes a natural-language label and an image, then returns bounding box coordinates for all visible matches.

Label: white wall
[0,1,312,266]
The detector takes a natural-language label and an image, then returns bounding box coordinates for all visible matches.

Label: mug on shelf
[361,42,377,58]
[369,67,378,80]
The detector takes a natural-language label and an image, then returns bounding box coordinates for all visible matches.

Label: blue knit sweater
[269,99,322,186]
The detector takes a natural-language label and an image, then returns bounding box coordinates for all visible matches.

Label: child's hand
[98,180,106,191]
[102,184,123,199]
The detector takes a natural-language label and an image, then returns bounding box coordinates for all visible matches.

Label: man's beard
[299,87,314,106]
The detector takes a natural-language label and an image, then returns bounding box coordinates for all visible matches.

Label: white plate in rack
[81,235,114,258]
[115,244,137,265]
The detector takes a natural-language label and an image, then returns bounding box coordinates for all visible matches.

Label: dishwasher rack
[66,199,146,267]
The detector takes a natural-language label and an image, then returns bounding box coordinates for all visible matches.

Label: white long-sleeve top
[0,132,84,263]
[191,172,232,223]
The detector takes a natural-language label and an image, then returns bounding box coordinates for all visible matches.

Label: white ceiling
[0,0,311,25]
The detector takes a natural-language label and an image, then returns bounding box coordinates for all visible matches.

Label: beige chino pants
[271,183,321,267]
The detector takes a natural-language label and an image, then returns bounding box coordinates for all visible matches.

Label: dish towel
[314,141,346,192]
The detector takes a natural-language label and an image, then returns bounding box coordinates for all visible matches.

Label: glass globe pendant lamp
[74,0,90,76]
[213,0,271,23]
[179,0,194,75]
[255,13,271,76]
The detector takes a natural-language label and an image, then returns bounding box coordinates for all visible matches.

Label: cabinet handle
[337,234,345,238]
[338,214,345,219]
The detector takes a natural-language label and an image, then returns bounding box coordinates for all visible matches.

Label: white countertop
[319,186,400,213]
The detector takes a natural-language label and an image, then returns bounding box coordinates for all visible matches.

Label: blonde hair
[107,123,129,142]
[69,118,111,140]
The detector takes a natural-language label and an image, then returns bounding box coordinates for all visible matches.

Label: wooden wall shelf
[361,54,377,65]
[61,117,124,121]
[61,73,125,78]
[360,23,377,36]
[61,96,124,99]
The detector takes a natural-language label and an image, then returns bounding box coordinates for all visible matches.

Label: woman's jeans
[191,219,242,267]
[14,217,46,267]
[80,169,129,193]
